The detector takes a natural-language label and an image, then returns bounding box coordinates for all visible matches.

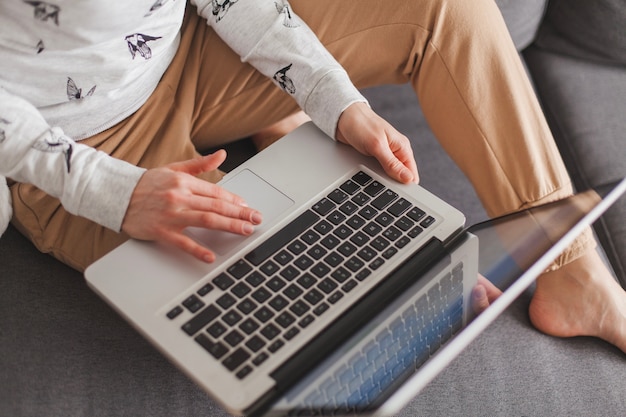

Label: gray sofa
[2,1,625,416]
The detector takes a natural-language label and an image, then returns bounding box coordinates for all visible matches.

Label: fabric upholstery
[535,0,626,65]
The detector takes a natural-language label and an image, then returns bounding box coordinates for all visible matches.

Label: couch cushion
[494,0,548,50]
[524,46,626,286]
[535,0,626,65]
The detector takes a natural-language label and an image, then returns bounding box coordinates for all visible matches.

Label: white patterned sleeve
[0,87,145,232]
[191,0,368,139]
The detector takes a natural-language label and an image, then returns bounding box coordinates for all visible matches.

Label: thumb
[167,150,227,176]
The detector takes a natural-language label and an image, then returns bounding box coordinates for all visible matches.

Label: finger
[478,274,503,303]
[186,195,263,225]
[167,150,227,176]
[374,140,417,184]
[471,284,491,314]
[174,210,258,235]
[164,230,217,263]
[388,134,420,183]
[186,178,251,208]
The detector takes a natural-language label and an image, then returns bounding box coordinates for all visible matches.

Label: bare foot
[250,111,311,151]
[529,250,626,353]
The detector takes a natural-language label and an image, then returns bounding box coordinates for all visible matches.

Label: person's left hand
[336,102,419,184]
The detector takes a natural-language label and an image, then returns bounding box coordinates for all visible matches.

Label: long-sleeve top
[0,0,366,237]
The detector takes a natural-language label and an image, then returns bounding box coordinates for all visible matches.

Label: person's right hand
[121,150,262,263]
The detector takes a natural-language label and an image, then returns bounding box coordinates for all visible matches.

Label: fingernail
[243,223,254,234]
[251,212,263,224]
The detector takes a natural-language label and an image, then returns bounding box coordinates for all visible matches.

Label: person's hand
[336,102,419,184]
[121,150,262,263]
[471,274,503,314]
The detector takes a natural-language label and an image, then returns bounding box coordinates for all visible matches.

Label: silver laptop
[85,122,626,416]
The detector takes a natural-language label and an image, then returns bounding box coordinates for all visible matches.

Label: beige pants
[10,0,591,271]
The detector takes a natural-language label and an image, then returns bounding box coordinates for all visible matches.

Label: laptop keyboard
[166,170,438,380]
[298,261,464,411]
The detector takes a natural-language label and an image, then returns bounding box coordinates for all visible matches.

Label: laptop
[85,122,626,416]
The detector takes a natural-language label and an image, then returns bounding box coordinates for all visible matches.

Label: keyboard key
[274,249,294,265]
[388,198,411,216]
[222,348,250,372]
[216,293,236,309]
[358,206,377,220]
[245,335,266,352]
[267,276,287,292]
[236,298,257,315]
[310,262,331,278]
[328,291,344,304]
[227,259,252,280]
[236,365,253,380]
[253,352,269,366]
[323,252,344,267]
[239,318,260,335]
[407,207,426,222]
[318,278,338,294]
[195,334,228,359]
[340,179,361,195]
[182,305,220,336]
[420,215,436,228]
[231,282,252,298]
[254,306,275,323]
[289,300,310,317]
[182,295,205,313]
[375,213,394,227]
[314,219,333,235]
[260,260,280,276]
[197,283,214,296]
[251,288,272,304]
[276,311,296,328]
[408,226,424,238]
[331,267,351,283]
[166,306,183,320]
[213,273,234,290]
[294,254,314,270]
[297,273,316,289]
[352,171,372,186]
[351,192,370,206]
[312,198,336,216]
[320,235,340,250]
[327,210,347,225]
[313,302,329,316]
[223,310,243,326]
[307,244,327,260]
[364,181,385,197]
[328,189,349,204]
[287,240,307,255]
[284,327,300,341]
[245,271,266,287]
[207,321,227,338]
[304,288,324,305]
[301,230,321,245]
[283,283,303,300]
[261,323,281,340]
[339,201,358,215]
[298,314,315,328]
[225,330,245,347]
[269,295,289,311]
[268,339,285,353]
[279,265,300,281]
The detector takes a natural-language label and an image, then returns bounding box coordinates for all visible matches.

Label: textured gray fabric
[535,0,626,65]
[524,46,626,286]
[494,0,547,50]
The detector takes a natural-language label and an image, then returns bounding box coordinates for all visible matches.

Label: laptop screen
[262,179,626,417]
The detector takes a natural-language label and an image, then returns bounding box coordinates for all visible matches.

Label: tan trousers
[10,0,591,272]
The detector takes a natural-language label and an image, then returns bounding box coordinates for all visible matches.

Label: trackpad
[186,169,294,256]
